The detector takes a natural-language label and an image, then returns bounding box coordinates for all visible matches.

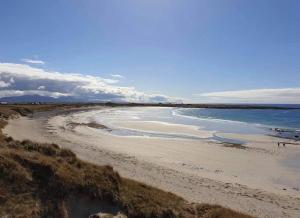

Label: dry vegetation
[0,104,254,218]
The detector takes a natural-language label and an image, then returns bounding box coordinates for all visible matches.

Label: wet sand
[3,107,300,218]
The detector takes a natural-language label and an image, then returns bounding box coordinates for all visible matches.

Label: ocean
[176,107,300,129]
[175,107,300,141]
[92,106,300,142]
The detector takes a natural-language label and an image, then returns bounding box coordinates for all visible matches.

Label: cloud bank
[197,88,300,104]
[0,62,174,103]
[1,62,297,104]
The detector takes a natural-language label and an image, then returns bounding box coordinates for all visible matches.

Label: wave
[172,108,300,131]
[172,108,261,126]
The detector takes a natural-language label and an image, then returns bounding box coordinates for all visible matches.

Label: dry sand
[3,107,300,218]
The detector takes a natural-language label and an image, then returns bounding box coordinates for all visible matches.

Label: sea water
[175,107,300,140]
[92,106,300,142]
[176,107,300,129]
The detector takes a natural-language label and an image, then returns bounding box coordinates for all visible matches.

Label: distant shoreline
[1,102,299,110]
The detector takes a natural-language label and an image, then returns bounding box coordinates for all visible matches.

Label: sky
[0,0,299,103]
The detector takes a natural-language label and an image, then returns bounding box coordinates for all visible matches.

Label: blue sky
[0,0,299,103]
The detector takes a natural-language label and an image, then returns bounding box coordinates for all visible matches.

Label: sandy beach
[3,106,300,218]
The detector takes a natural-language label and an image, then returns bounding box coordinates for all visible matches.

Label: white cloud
[110,74,124,79]
[196,88,300,104]
[0,76,14,88]
[0,62,175,103]
[0,81,11,88]
[37,86,45,90]
[21,59,45,65]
